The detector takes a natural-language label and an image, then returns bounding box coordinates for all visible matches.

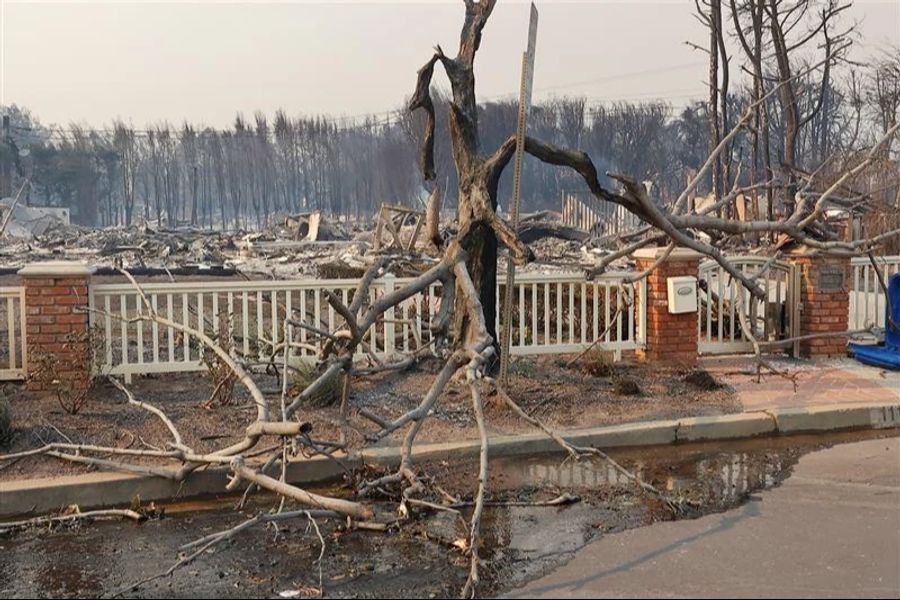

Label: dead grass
[0,354,739,482]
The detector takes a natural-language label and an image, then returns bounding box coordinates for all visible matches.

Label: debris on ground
[0,205,646,279]
[373,204,427,252]
[517,210,589,244]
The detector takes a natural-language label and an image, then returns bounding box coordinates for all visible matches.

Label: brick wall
[791,252,851,358]
[634,248,701,366]
[19,262,95,392]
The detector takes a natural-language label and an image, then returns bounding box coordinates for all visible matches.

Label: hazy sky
[1,0,898,128]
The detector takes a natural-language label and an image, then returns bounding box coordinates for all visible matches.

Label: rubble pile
[0,223,236,271]
[0,206,636,278]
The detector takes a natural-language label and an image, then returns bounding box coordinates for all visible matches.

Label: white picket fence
[849,255,900,330]
[89,272,645,378]
[3,254,895,382]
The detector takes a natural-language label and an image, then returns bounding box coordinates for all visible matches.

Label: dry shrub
[682,368,722,390]
[289,361,341,407]
[583,349,616,378]
[28,326,103,415]
[203,356,237,408]
[200,311,242,409]
[30,350,90,415]
[613,377,641,396]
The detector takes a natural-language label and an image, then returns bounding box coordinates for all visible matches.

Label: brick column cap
[18,261,95,277]
[633,247,703,260]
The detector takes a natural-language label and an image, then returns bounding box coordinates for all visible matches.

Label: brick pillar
[19,261,95,392]
[634,247,701,366]
[789,250,851,358]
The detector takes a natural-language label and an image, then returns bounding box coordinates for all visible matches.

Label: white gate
[0,287,27,381]
[698,257,800,356]
[849,256,900,331]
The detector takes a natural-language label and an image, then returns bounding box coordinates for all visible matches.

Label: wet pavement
[0,430,896,598]
[509,436,900,599]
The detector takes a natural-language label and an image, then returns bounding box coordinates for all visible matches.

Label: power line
[483,61,707,102]
[5,58,714,142]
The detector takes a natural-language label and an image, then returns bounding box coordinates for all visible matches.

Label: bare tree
[867,46,900,138]
[694,0,730,209]
[408,0,532,350]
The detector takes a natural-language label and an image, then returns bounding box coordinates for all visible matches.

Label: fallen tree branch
[0,508,144,534]
[227,457,373,521]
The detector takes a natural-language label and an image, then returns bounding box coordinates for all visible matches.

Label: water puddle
[0,429,895,598]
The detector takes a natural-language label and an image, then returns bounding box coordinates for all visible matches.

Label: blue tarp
[848,273,900,369]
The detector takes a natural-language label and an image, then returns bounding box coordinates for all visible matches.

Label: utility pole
[1,115,10,199]
[499,3,538,386]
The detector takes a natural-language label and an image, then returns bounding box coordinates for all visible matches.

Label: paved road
[507,436,900,599]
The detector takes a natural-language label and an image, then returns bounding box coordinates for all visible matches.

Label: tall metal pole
[499,3,538,386]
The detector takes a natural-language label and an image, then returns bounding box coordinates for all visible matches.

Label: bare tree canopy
[2,5,895,233]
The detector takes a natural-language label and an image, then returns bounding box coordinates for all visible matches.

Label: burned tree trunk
[410,0,530,355]
[425,185,443,248]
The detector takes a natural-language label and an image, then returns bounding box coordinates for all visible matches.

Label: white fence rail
[0,287,27,381]
[90,272,645,378]
[849,256,900,330]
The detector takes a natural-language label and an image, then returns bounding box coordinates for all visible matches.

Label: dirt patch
[0,375,258,480]
[0,355,738,482]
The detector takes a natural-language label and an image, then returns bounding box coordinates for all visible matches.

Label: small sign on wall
[816,266,846,293]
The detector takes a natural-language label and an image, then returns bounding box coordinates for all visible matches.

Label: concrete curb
[2,400,898,518]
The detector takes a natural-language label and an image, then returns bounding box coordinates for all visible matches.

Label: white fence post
[383,273,396,359]
[0,286,27,381]
[637,278,647,346]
